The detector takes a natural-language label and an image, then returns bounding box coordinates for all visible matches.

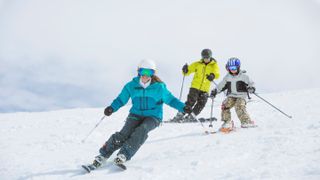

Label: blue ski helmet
[226,57,241,71]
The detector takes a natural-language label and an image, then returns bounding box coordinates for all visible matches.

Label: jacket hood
[199,58,216,64]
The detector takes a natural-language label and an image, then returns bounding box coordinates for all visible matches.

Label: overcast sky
[0,0,319,113]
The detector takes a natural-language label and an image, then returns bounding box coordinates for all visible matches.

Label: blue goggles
[138,68,155,77]
[228,66,238,71]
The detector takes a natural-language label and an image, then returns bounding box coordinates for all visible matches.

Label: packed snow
[0,88,320,180]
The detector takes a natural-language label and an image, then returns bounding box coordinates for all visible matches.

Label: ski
[203,127,235,135]
[115,163,127,170]
[219,127,236,134]
[205,129,217,134]
[217,124,258,134]
[241,124,258,128]
[164,117,217,123]
[81,164,96,173]
[203,126,240,135]
[199,117,218,122]
[163,119,182,123]
[81,162,127,173]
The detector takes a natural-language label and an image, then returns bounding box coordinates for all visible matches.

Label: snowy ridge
[0,89,320,180]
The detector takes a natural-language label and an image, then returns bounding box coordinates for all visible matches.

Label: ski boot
[92,155,106,168]
[114,154,127,170]
[169,112,185,123]
[183,113,197,123]
[82,155,107,173]
[219,120,234,133]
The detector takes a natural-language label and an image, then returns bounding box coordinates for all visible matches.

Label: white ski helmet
[138,59,157,70]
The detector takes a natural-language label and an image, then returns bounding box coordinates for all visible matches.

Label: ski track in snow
[0,89,320,180]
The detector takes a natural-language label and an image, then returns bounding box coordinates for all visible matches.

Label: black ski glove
[206,73,215,81]
[247,87,256,94]
[210,89,218,98]
[182,64,188,74]
[183,105,192,114]
[104,106,113,116]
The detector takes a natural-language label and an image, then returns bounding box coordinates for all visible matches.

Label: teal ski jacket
[109,77,185,121]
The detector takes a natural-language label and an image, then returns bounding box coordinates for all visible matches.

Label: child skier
[84,59,190,171]
[170,49,220,122]
[210,57,256,132]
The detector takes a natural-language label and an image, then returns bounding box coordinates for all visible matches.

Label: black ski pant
[99,113,160,161]
[185,88,209,116]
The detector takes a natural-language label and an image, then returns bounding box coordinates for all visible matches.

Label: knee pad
[221,104,230,111]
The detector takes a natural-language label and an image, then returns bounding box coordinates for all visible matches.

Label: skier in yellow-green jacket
[170,49,220,122]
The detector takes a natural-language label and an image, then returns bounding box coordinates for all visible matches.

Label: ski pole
[81,115,106,143]
[191,113,216,134]
[179,74,186,100]
[209,81,218,127]
[209,97,214,128]
[252,93,292,119]
[190,113,206,129]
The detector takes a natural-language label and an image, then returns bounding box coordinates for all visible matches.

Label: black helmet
[201,49,212,59]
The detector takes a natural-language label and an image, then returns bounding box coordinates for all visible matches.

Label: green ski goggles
[138,68,155,77]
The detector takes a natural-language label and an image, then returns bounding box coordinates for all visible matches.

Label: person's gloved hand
[206,73,215,81]
[247,87,256,94]
[182,64,188,74]
[104,106,113,116]
[210,89,218,98]
[183,105,192,114]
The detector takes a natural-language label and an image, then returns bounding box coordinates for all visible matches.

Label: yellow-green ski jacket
[184,59,220,93]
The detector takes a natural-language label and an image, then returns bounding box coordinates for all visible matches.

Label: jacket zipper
[199,64,207,91]
[144,89,147,110]
[139,89,145,116]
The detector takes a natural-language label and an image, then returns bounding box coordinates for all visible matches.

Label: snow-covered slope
[1,89,320,180]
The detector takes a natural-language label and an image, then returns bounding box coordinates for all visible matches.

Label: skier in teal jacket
[89,59,191,170]
[110,75,185,121]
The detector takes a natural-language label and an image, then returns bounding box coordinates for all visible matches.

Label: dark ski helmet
[201,49,212,59]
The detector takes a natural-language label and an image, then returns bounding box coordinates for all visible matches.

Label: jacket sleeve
[216,76,228,93]
[161,84,185,112]
[110,84,131,112]
[184,62,197,76]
